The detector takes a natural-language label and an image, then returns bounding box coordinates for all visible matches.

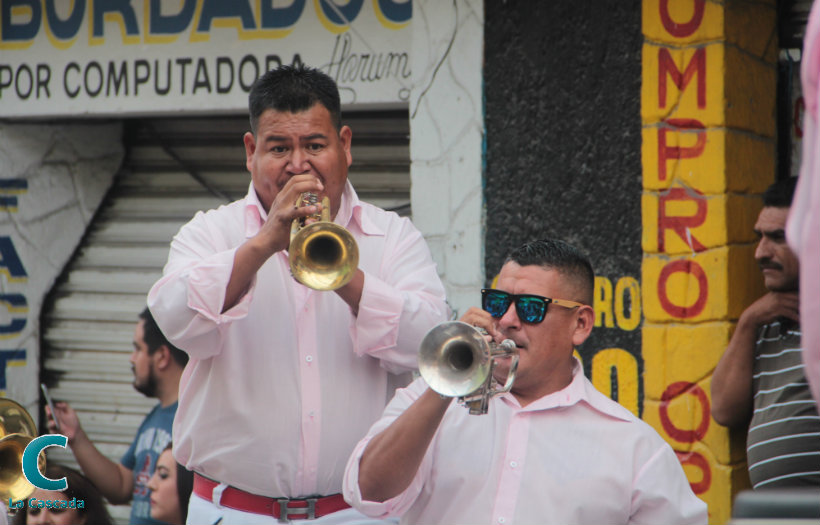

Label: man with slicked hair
[344,239,707,524]
[48,308,187,525]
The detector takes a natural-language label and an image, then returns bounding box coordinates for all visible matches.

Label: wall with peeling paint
[0,122,123,416]
[640,1,777,522]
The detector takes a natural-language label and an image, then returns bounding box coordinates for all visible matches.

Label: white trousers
[187,493,398,525]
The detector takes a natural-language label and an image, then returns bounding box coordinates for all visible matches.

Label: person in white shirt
[148,65,449,524]
[344,238,707,524]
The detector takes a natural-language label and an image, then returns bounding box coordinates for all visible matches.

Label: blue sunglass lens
[484,291,511,318]
[516,297,547,323]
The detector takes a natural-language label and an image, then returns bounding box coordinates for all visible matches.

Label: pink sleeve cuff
[350,273,404,357]
[342,437,402,518]
[342,380,430,517]
[343,435,425,519]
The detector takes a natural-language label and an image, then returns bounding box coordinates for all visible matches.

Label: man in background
[48,307,187,524]
[712,178,820,488]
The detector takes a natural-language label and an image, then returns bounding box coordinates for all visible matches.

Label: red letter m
[658,47,706,109]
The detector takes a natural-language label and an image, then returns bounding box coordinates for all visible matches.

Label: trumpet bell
[0,398,37,437]
[0,399,44,501]
[418,321,492,397]
[0,434,46,501]
[289,221,359,291]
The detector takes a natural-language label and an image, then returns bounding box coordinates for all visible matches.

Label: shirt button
[306,355,313,363]
[498,518,506,524]
[309,411,315,417]
[509,461,518,468]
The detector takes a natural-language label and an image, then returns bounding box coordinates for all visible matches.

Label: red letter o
[660,0,705,38]
[658,260,708,318]
[659,381,710,443]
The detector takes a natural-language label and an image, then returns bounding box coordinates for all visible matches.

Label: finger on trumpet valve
[473,326,489,336]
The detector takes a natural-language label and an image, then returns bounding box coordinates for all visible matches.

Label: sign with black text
[0,0,412,117]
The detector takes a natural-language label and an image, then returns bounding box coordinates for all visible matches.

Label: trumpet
[418,321,518,415]
[0,398,45,501]
[289,192,359,291]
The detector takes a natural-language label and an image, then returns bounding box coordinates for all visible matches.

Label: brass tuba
[418,321,518,415]
[0,398,44,501]
[289,192,359,291]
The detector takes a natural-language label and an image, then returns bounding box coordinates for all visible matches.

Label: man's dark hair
[139,307,188,368]
[248,65,342,135]
[505,239,595,305]
[762,177,797,207]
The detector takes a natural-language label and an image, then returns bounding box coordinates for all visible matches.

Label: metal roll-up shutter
[40,110,409,523]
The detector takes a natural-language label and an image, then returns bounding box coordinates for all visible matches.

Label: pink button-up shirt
[147,181,449,498]
[788,1,820,407]
[344,360,707,525]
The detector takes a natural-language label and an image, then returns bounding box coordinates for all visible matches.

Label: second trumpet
[418,321,518,415]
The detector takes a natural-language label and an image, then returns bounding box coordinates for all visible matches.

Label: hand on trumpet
[458,306,503,344]
[257,174,325,257]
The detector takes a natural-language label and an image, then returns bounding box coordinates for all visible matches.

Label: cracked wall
[410,0,485,317]
[0,121,123,416]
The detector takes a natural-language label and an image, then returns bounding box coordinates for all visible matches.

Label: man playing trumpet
[148,65,449,524]
[343,239,707,524]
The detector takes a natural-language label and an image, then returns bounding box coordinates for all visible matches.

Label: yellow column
[641,1,776,523]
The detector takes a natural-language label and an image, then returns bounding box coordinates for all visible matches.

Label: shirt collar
[761,318,801,339]
[338,180,385,236]
[501,357,632,421]
[244,181,266,238]
[243,180,385,238]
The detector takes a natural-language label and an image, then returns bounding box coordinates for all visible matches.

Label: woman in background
[147,444,193,525]
[11,463,112,525]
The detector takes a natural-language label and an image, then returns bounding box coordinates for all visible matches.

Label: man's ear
[340,125,353,167]
[243,131,256,173]
[571,305,595,347]
[152,345,172,370]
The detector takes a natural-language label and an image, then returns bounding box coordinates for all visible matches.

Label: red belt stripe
[193,473,350,520]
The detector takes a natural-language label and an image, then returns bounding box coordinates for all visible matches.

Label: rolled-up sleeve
[147,207,254,360]
[350,216,450,373]
[343,379,433,518]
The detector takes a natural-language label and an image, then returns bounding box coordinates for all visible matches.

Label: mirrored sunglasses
[481,288,585,324]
